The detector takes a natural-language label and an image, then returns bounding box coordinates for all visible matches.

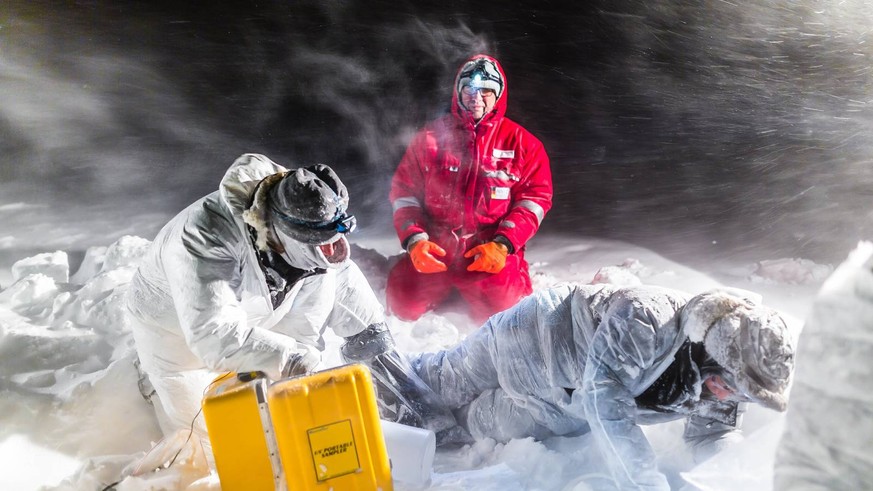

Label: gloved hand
[464,241,508,273]
[280,345,320,378]
[408,239,448,274]
[341,324,458,433]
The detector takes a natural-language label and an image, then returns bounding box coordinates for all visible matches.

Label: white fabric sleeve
[326,260,386,338]
[414,288,576,430]
[163,232,300,381]
[580,301,671,491]
[412,320,501,409]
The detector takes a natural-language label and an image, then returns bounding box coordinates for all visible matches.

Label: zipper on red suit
[463,120,497,237]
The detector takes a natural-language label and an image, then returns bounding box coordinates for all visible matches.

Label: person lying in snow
[125,153,454,440]
[411,283,796,491]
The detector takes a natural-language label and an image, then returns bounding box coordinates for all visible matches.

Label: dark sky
[2,0,872,266]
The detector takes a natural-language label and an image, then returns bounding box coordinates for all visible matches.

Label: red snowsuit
[387,55,553,323]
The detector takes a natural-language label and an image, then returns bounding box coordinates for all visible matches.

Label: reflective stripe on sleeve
[512,200,546,225]
[392,196,422,213]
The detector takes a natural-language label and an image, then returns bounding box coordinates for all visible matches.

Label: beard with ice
[274,226,350,270]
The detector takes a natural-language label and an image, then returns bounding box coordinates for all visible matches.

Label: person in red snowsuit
[387,54,553,323]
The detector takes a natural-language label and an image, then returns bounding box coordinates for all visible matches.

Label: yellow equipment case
[268,363,393,490]
[202,364,393,491]
[201,371,283,491]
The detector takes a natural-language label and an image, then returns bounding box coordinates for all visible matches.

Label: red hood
[451,54,507,127]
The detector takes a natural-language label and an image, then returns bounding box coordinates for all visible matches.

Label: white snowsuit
[126,154,383,434]
[413,284,748,491]
[775,242,873,490]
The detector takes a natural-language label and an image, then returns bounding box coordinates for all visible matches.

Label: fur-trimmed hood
[219,153,351,256]
[680,288,795,411]
[218,153,288,252]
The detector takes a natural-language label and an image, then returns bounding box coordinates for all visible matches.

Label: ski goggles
[460,86,497,98]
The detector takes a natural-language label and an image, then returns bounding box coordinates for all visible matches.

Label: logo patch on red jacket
[492,149,515,159]
[490,186,510,199]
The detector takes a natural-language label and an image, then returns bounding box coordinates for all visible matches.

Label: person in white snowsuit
[412,283,796,491]
[126,153,452,437]
[775,242,873,491]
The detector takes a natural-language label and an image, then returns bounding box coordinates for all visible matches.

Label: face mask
[275,227,350,270]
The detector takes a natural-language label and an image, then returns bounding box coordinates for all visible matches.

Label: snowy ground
[0,230,833,491]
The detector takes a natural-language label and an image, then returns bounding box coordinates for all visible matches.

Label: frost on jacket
[126,154,383,383]
[414,284,752,491]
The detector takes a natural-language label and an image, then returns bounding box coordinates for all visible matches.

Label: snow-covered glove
[341,323,457,433]
[464,241,508,273]
[280,345,321,378]
[408,239,448,274]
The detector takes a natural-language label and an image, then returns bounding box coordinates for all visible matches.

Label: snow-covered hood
[218,154,349,262]
[680,288,795,411]
[218,153,288,220]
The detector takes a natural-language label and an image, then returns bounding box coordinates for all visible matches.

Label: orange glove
[464,241,508,274]
[409,240,448,274]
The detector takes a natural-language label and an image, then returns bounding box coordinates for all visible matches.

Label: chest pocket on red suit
[423,152,463,223]
[477,150,518,224]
